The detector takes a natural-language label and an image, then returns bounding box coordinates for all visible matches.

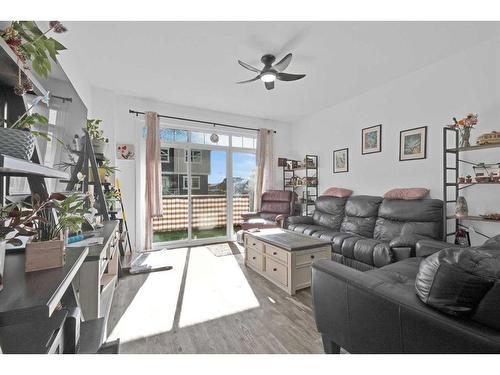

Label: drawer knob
[252,243,256,246]
[273,252,277,255]
[310,255,315,259]
[252,256,256,260]
[273,268,277,272]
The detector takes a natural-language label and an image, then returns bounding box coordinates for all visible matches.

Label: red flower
[122,145,127,150]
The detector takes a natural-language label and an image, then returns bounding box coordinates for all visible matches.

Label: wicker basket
[0,128,36,160]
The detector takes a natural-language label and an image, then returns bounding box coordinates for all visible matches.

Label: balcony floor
[107,242,322,354]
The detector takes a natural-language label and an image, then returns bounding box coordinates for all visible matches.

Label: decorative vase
[0,240,5,292]
[459,127,472,148]
[0,128,36,160]
[456,196,469,218]
[91,139,107,155]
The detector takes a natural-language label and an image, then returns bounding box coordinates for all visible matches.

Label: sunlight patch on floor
[178,246,260,328]
[107,248,188,343]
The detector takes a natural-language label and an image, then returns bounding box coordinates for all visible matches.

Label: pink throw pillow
[323,187,353,198]
[384,188,430,200]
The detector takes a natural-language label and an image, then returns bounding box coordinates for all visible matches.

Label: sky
[208,151,256,184]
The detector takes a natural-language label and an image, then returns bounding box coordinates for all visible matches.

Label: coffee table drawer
[245,235,263,252]
[265,244,288,265]
[246,247,263,271]
[295,249,330,266]
[265,257,288,286]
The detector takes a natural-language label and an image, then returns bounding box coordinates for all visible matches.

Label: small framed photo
[362,124,382,154]
[117,144,135,160]
[333,148,349,173]
[399,126,427,161]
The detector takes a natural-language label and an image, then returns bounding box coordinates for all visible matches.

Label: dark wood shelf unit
[443,127,500,241]
[0,309,68,354]
[0,247,88,323]
[0,153,69,179]
[447,142,500,153]
[447,215,500,223]
[282,155,318,216]
[78,318,105,354]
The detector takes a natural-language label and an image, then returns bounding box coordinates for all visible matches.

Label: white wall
[91,88,292,251]
[289,37,500,244]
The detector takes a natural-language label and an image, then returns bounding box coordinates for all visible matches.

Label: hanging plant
[1,21,67,79]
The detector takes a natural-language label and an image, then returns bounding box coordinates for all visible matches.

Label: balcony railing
[152,194,250,233]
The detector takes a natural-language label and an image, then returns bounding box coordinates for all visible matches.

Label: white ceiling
[60,21,500,122]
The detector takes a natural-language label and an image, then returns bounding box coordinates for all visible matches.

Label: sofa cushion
[291,224,327,236]
[344,238,393,267]
[332,233,357,254]
[312,196,347,230]
[366,257,422,287]
[340,195,382,237]
[374,199,443,243]
[311,230,342,241]
[415,246,499,321]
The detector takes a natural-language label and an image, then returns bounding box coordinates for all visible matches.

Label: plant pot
[25,239,65,272]
[98,167,107,183]
[92,139,107,155]
[458,177,466,184]
[0,128,36,160]
[0,240,5,292]
[466,177,473,184]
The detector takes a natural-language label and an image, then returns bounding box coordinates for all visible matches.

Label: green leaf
[51,38,66,51]
[44,38,57,61]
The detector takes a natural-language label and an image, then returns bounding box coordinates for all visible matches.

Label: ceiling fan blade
[273,53,292,72]
[276,72,306,81]
[236,76,261,84]
[265,81,274,90]
[238,60,261,73]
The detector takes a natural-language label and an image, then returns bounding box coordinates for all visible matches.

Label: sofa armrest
[415,239,465,258]
[311,259,500,353]
[285,215,314,226]
[389,234,434,250]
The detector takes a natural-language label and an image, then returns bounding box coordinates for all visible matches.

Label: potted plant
[86,119,109,155]
[0,92,52,160]
[1,21,67,82]
[1,202,40,290]
[465,175,473,184]
[458,176,466,184]
[25,193,89,272]
[98,160,119,183]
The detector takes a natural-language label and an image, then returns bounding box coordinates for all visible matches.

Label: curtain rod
[128,109,276,134]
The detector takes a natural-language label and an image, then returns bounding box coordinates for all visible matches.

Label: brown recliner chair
[241,190,297,230]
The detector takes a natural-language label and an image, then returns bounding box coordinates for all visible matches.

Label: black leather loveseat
[285,195,443,270]
[312,235,500,353]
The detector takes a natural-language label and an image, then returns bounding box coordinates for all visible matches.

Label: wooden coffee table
[244,228,331,295]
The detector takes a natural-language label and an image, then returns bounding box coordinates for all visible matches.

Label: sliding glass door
[152,126,256,246]
[191,148,227,240]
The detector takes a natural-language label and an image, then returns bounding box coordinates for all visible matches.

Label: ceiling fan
[237,53,305,90]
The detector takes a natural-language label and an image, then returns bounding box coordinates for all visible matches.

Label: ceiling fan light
[260,72,276,83]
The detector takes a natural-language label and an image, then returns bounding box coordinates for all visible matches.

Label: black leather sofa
[285,195,443,270]
[312,235,500,353]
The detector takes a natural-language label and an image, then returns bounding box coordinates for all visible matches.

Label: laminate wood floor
[107,242,324,354]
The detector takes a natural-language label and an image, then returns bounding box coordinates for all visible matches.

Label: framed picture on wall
[333,148,349,173]
[361,124,382,154]
[399,126,427,161]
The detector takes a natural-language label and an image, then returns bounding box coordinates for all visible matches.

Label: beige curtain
[144,111,163,250]
[254,128,274,211]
